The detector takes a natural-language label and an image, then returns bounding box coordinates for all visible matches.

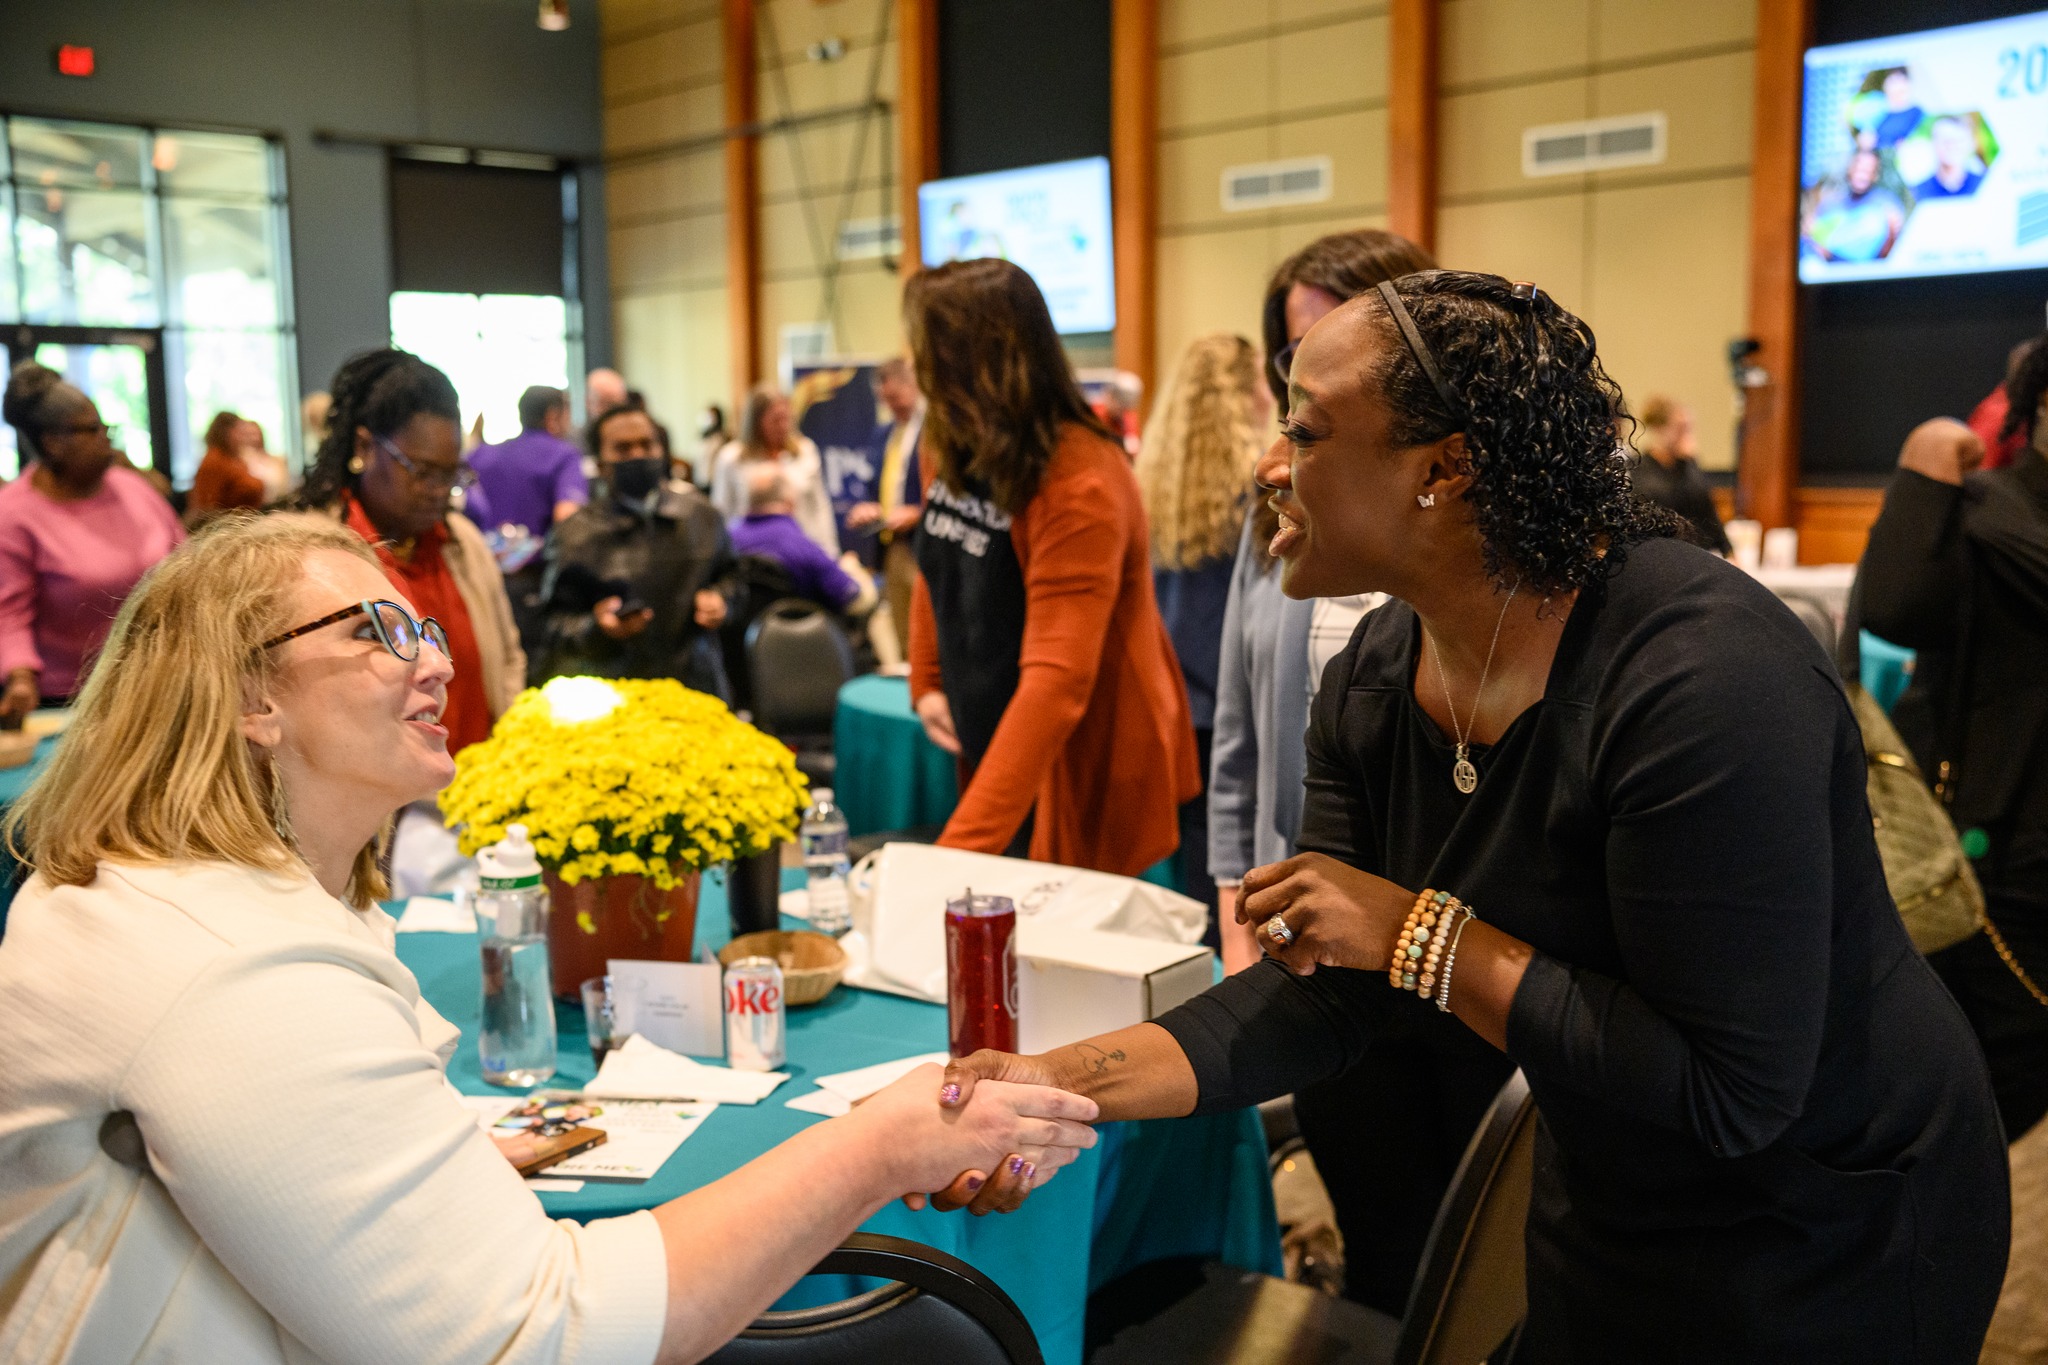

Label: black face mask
[608,457,665,504]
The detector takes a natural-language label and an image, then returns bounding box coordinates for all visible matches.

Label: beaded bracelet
[1435,905,1476,1012]
[1389,889,1468,996]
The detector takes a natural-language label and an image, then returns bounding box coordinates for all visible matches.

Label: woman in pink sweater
[0,362,184,720]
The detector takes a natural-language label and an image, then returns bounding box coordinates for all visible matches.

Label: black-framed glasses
[260,599,452,664]
[1270,340,1299,395]
[375,435,477,493]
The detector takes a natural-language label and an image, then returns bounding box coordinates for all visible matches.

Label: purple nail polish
[1022,1162,1036,1183]
[1007,1155,1025,1175]
[966,1176,984,1192]
[939,1083,961,1105]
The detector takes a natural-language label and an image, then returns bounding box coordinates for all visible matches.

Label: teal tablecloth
[396,872,1279,1365]
[0,734,59,936]
[832,675,958,836]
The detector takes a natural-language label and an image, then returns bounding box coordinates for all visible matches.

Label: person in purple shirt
[729,465,876,615]
[466,386,589,537]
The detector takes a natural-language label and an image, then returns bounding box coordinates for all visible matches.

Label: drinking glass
[579,974,641,1072]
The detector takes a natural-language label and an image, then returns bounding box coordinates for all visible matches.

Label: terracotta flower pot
[543,868,702,1001]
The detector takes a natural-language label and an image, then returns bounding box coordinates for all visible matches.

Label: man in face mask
[533,404,739,697]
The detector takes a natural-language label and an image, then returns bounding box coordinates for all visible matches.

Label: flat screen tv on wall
[1802,10,2048,282]
[917,156,1115,334]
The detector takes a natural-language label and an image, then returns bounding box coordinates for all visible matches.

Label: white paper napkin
[585,1033,788,1104]
[395,895,477,933]
[784,1051,950,1117]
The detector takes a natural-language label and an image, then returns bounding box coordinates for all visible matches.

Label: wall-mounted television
[917,156,1115,334]
[1801,11,2048,283]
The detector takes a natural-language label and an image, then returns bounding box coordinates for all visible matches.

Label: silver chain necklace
[1425,583,1519,795]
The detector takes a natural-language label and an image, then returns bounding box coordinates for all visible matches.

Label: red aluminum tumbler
[946,891,1019,1057]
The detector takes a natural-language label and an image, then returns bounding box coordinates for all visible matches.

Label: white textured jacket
[0,862,666,1365]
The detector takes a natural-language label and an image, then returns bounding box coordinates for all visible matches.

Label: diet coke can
[724,955,787,1071]
[945,891,1019,1057]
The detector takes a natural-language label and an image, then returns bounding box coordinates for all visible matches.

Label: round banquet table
[831,674,958,836]
[395,871,1280,1365]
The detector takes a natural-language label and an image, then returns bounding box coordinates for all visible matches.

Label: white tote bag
[836,843,1207,1003]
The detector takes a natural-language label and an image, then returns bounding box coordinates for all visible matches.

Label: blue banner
[791,362,886,565]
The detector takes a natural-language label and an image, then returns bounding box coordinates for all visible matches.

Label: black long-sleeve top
[1155,538,2008,1362]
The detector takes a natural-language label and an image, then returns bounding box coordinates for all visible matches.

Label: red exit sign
[54,45,95,78]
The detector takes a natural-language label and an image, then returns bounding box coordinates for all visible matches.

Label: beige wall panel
[1593,0,1754,66]
[1162,126,1274,230]
[1277,0,1391,25]
[1441,0,1591,87]
[1155,224,1277,385]
[601,0,717,42]
[1273,15,1389,112]
[757,0,889,59]
[1163,0,1264,51]
[1439,76,1591,199]
[759,118,891,200]
[611,211,727,292]
[1586,175,1750,470]
[608,150,725,223]
[615,285,730,429]
[762,37,899,112]
[604,16,721,101]
[1592,49,1752,180]
[606,84,726,154]
[828,267,909,359]
[1162,37,1275,132]
[760,197,830,277]
[1435,193,1590,308]
[1274,107,1390,212]
[1267,208,1392,264]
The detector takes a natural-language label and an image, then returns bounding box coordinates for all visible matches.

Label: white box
[1015,924,1215,1054]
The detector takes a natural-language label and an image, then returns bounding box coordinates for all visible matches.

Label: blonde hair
[3,513,391,907]
[1137,333,1263,570]
[737,382,792,460]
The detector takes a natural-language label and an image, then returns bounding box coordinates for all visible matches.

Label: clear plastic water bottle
[800,788,852,936]
[476,823,557,1088]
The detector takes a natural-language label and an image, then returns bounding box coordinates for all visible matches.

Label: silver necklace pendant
[1453,746,1479,794]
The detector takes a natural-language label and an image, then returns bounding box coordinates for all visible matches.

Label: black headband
[1376,280,1467,427]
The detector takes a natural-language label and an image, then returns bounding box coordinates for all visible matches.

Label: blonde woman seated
[0,513,1095,1365]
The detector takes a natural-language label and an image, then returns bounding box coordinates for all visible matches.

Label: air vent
[1220,155,1334,212]
[836,215,902,261]
[1521,112,1667,177]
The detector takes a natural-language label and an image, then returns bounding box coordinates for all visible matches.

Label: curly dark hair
[1999,334,2048,446]
[296,348,460,510]
[904,258,1113,515]
[1365,270,1680,595]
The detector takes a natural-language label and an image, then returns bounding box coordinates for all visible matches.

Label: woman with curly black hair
[934,271,2010,1361]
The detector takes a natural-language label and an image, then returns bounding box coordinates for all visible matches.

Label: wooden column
[1387,0,1440,254]
[1111,0,1159,400]
[1738,0,1810,529]
[723,0,761,401]
[897,0,940,281]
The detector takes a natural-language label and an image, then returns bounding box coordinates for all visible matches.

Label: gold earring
[347,454,365,474]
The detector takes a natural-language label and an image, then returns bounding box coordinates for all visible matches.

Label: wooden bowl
[719,930,847,1006]
[0,730,37,770]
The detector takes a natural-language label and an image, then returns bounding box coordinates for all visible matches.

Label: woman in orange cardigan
[905,259,1200,876]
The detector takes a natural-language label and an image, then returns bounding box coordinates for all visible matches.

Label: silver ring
[1266,914,1295,948]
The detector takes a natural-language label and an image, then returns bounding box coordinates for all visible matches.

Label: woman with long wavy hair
[1137,332,1270,934]
[905,258,1200,874]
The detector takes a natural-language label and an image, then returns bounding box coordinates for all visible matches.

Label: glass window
[390,291,571,445]
[15,186,156,326]
[152,131,269,200]
[2,118,294,487]
[8,118,145,191]
[164,199,278,328]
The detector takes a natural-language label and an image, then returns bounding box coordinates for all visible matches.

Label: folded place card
[585,1033,789,1105]
[394,895,477,933]
[607,958,725,1058]
[785,1051,949,1117]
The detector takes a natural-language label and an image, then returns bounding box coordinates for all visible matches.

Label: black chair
[1090,1071,1537,1365]
[706,1232,1042,1365]
[746,598,855,786]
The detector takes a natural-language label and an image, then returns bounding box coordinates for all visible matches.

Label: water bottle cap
[478,822,544,889]
[810,788,833,805]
